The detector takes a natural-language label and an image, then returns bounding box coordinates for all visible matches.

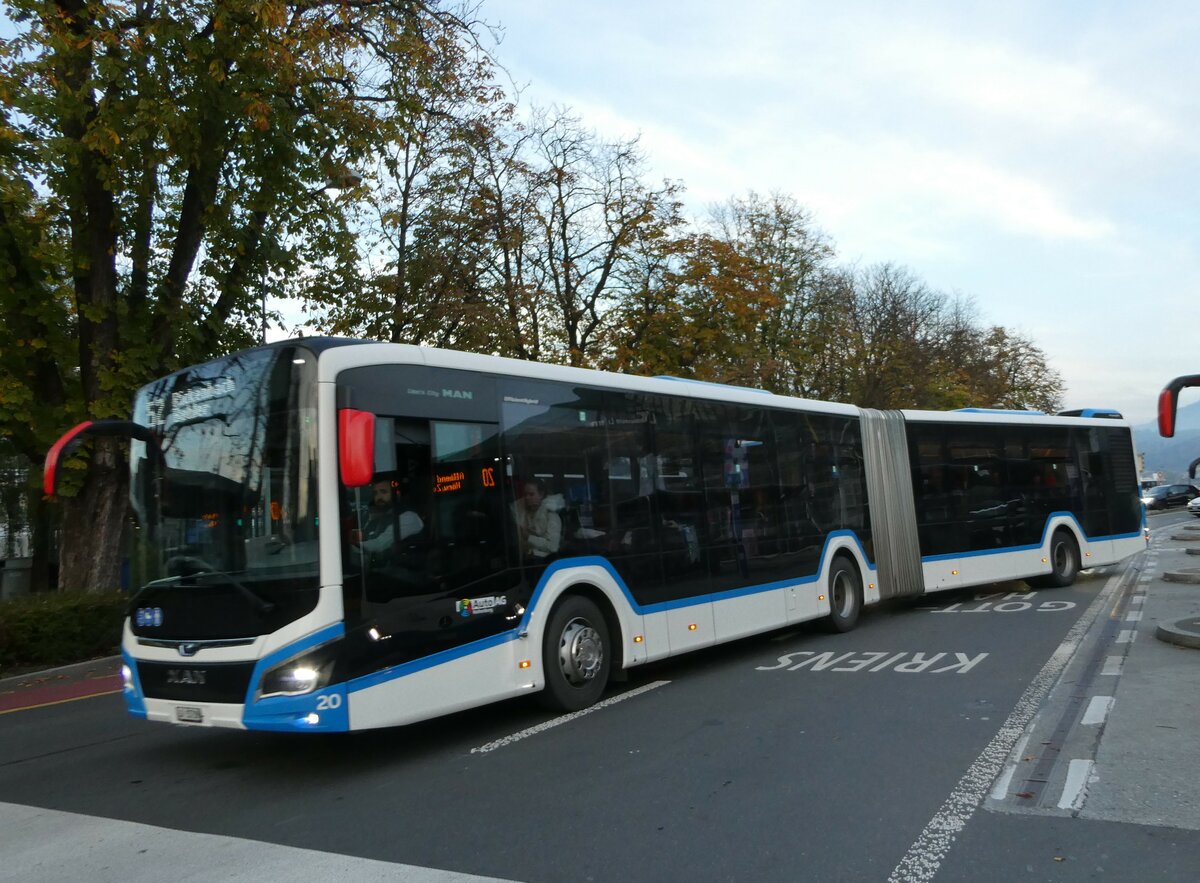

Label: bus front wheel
[1027,530,1080,589]
[822,557,863,633]
[538,595,611,712]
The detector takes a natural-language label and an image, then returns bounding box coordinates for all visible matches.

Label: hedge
[0,592,127,676]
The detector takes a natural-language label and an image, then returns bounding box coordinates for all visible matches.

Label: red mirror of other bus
[338,409,376,487]
[1158,374,1200,438]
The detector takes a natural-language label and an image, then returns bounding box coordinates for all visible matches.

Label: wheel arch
[1044,516,1085,557]
[524,561,638,672]
[819,532,876,605]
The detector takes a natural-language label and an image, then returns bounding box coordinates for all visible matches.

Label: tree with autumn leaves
[0,0,493,591]
[0,1,1063,593]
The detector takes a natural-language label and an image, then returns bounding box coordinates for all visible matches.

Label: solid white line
[1116,629,1137,644]
[1057,759,1095,810]
[470,681,670,755]
[1126,610,1143,622]
[887,569,1125,883]
[1081,696,1114,726]
[1100,656,1124,676]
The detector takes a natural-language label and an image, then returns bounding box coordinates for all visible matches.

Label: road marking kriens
[1100,656,1124,677]
[1115,629,1137,644]
[756,651,987,674]
[888,567,1125,883]
[470,681,670,755]
[1125,610,1143,622]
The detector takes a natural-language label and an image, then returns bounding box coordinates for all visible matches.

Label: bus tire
[1027,530,1080,589]
[538,594,611,712]
[822,556,863,633]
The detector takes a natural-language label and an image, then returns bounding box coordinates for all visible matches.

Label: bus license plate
[175,706,204,724]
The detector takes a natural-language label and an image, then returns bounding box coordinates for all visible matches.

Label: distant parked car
[1142,484,1200,511]
[1189,496,1200,518]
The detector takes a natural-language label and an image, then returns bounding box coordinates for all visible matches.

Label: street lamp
[322,168,363,199]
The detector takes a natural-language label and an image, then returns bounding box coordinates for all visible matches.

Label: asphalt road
[3,513,1199,882]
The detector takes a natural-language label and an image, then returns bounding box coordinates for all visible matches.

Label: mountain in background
[1132,399,1200,482]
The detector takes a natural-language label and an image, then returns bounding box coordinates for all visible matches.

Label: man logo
[165,669,206,686]
[177,643,200,657]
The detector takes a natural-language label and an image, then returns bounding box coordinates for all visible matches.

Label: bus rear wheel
[822,557,863,633]
[538,595,611,712]
[1027,530,1080,589]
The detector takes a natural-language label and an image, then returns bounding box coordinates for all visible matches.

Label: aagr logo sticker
[456,595,507,618]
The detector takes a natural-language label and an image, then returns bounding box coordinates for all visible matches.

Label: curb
[1156,618,1200,650]
[0,655,121,692]
[1162,569,1200,585]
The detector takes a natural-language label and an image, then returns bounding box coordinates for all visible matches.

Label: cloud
[865,27,1176,146]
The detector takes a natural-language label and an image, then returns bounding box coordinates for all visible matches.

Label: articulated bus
[45,340,1146,732]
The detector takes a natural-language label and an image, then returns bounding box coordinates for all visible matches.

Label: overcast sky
[484,0,1199,424]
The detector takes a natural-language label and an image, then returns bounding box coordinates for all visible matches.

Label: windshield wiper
[163,555,276,614]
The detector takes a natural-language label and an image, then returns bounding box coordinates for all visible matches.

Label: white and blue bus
[45,340,1146,732]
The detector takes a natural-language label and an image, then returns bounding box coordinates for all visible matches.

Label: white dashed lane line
[1057,759,1095,810]
[469,681,670,755]
[1080,696,1114,726]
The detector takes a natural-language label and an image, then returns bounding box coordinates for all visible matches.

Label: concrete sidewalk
[1078,523,1200,829]
[983,516,1200,832]
[1062,521,1200,829]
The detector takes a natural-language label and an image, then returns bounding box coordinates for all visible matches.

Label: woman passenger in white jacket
[512,479,563,559]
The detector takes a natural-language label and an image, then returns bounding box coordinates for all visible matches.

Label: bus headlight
[259,660,333,697]
[258,642,340,699]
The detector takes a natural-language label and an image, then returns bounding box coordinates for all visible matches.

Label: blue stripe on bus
[326,513,1139,699]
[243,622,349,733]
[346,629,520,695]
[520,529,877,624]
[919,512,1142,563]
[344,530,876,696]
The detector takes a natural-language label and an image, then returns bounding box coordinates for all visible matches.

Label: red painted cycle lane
[0,673,122,714]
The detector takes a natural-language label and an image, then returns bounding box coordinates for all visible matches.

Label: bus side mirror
[1158,374,1200,438]
[339,409,376,487]
[44,419,160,497]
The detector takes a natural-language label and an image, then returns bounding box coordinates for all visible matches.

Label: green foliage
[0,591,126,674]
[0,0,493,591]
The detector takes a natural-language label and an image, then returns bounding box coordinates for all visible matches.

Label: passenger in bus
[512,479,563,559]
[358,479,424,558]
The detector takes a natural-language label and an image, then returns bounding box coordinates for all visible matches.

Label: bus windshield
[127,346,320,639]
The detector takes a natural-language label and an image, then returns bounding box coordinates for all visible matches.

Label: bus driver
[358,479,424,558]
